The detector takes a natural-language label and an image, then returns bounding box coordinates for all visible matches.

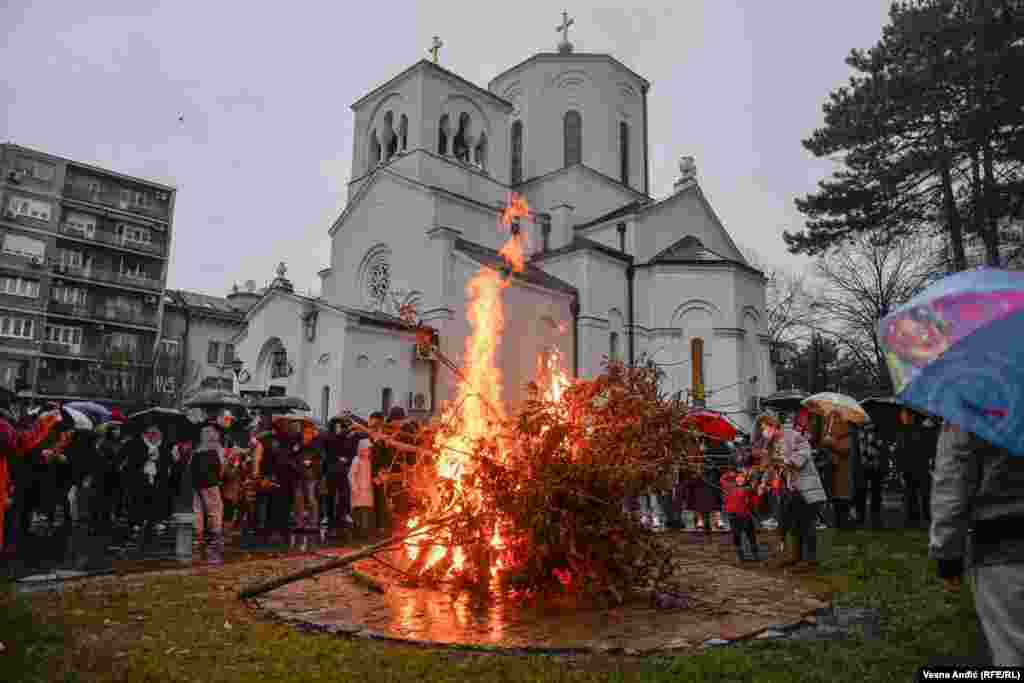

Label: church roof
[351,60,514,111]
[650,235,731,263]
[532,236,633,265]
[518,163,650,202]
[644,235,764,277]
[489,52,650,91]
[454,238,579,296]
[165,289,247,321]
[573,199,650,231]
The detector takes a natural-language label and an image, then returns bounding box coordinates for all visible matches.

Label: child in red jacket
[724,473,762,561]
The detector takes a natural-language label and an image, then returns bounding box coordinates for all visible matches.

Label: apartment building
[0,142,175,405]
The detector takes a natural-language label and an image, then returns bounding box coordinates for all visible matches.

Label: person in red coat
[724,473,763,561]
[0,397,61,556]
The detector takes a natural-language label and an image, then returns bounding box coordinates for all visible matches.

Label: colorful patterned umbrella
[878,267,1024,456]
[801,392,869,425]
[681,409,739,442]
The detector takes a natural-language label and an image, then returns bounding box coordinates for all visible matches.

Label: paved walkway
[254,532,830,654]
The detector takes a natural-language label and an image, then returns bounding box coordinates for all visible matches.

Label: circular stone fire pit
[251,533,830,654]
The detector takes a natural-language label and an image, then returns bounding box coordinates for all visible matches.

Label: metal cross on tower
[556,10,574,50]
[429,36,443,64]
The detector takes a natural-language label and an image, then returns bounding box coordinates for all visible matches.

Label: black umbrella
[125,407,199,441]
[183,390,245,409]
[760,389,808,413]
[252,395,311,413]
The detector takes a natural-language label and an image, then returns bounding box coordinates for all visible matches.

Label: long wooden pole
[237,518,455,601]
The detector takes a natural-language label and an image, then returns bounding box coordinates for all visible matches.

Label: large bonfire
[378,193,699,602]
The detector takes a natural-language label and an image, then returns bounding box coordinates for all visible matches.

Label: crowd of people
[0,392,424,565]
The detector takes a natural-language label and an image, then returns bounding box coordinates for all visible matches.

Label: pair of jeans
[854,469,885,527]
[193,487,223,541]
[293,479,318,529]
[790,496,822,562]
[728,513,758,556]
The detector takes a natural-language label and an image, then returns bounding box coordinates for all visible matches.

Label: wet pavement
[254,531,830,654]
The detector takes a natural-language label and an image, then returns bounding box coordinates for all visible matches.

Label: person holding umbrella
[191,422,228,564]
[120,424,174,553]
[876,268,1024,665]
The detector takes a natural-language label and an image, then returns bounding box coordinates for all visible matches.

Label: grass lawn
[1,528,984,682]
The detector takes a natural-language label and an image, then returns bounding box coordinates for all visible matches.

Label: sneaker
[761,519,779,530]
[816,522,827,530]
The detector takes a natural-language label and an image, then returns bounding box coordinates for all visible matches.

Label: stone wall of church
[435,252,574,414]
[328,175,437,309]
[490,57,645,190]
[339,322,419,420]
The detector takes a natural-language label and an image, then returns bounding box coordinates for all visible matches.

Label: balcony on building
[62,170,172,223]
[58,210,168,258]
[47,293,160,329]
[38,323,156,365]
[48,248,164,293]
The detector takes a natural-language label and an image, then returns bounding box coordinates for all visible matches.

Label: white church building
[233,30,775,432]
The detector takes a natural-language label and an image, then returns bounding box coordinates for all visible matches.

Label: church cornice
[516,162,651,202]
[713,327,746,339]
[636,259,766,279]
[351,60,514,112]
[488,52,650,92]
[532,236,633,266]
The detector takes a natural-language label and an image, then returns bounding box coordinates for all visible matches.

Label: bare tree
[740,247,817,357]
[812,231,944,394]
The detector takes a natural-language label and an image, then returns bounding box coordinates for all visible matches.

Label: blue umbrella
[878,267,1024,455]
[65,401,113,425]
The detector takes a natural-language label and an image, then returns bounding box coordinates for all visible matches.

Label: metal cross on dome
[556,10,574,44]
[429,36,443,64]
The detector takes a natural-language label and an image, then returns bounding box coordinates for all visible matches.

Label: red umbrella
[681,409,738,442]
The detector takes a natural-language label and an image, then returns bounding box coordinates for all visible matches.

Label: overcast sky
[2,1,894,296]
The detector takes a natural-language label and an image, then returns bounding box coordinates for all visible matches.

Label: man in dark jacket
[121,426,174,552]
[323,417,353,528]
[930,424,1024,666]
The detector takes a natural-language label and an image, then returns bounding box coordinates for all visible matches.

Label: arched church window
[474,132,488,171]
[399,114,409,151]
[619,121,629,185]
[368,261,390,305]
[609,331,619,361]
[438,115,449,155]
[563,110,581,167]
[510,120,523,184]
[369,131,381,167]
[384,112,397,161]
[452,112,471,163]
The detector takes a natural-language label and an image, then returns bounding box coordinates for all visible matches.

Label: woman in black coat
[121,426,174,551]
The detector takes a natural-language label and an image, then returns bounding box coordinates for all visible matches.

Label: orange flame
[406,194,538,581]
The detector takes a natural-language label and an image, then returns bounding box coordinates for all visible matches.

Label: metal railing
[47,300,159,327]
[58,222,167,256]
[62,185,170,221]
[48,261,163,291]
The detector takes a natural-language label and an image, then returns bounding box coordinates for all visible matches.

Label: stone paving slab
[253,533,830,654]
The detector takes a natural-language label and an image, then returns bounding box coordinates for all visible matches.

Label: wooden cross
[556,10,574,44]
[429,36,443,64]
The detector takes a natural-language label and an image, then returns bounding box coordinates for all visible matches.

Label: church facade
[233,34,775,431]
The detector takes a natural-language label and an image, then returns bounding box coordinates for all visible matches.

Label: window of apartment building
[122,260,145,278]
[0,276,40,298]
[56,248,85,269]
[14,157,55,182]
[0,316,35,340]
[160,339,180,356]
[4,196,52,221]
[86,180,101,196]
[208,340,221,364]
[133,191,149,207]
[64,212,98,238]
[45,324,83,348]
[106,332,138,353]
[121,224,152,244]
[1,362,28,390]
[223,343,235,365]
[52,285,87,306]
[2,233,46,261]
